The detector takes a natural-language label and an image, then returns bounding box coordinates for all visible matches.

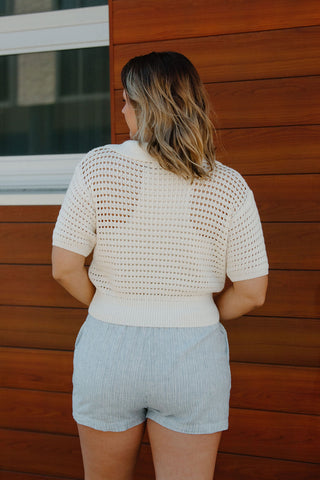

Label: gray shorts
[72,314,231,434]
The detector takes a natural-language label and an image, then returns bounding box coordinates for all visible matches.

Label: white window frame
[0,5,109,205]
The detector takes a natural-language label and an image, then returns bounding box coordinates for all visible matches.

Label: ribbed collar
[113,140,155,163]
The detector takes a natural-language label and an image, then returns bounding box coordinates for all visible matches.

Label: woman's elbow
[234,275,268,309]
[52,260,78,282]
[52,263,67,282]
[51,246,84,282]
[251,277,268,307]
[254,290,267,308]
[243,289,266,312]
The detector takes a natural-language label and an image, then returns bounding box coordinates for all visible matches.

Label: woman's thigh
[77,421,146,480]
[147,418,222,480]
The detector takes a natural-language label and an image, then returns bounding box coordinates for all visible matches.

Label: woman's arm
[52,246,95,306]
[214,275,268,321]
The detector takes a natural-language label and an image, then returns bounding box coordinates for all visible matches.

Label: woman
[52,51,268,480]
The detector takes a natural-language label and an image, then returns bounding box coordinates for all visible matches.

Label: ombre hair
[121,51,216,183]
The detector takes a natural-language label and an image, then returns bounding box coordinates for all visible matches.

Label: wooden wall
[109,0,320,478]
[0,0,319,479]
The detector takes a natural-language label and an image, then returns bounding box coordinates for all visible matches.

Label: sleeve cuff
[52,238,93,257]
[227,266,269,282]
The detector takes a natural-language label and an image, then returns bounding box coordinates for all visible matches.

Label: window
[59,47,109,97]
[0,0,108,16]
[0,48,110,156]
[0,56,12,103]
[0,1,109,204]
[58,1,108,9]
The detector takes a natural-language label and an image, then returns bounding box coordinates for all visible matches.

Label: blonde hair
[121,52,216,183]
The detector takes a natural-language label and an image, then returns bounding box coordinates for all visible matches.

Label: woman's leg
[77,421,146,480]
[147,419,222,480]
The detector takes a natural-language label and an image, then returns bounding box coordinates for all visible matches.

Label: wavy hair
[121,51,217,183]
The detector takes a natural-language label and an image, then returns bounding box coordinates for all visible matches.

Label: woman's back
[53,139,268,326]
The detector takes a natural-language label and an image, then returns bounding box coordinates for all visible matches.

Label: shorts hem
[146,412,229,434]
[73,414,146,432]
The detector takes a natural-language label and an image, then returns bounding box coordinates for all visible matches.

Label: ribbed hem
[52,237,92,257]
[228,266,269,282]
[88,290,220,327]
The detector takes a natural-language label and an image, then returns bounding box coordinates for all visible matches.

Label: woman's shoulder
[83,142,124,162]
[214,160,246,184]
[76,142,132,175]
[208,160,251,211]
[79,140,152,171]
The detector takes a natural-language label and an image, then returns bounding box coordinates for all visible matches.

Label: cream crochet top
[53,140,268,327]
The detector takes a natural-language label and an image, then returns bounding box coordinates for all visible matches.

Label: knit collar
[115,140,155,163]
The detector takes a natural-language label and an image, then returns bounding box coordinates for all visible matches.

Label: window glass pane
[0,0,10,15]
[59,0,107,8]
[0,0,107,16]
[0,47,110,155]
[59,50,80,96]
[0,56,10,102]
[82,48,109,94]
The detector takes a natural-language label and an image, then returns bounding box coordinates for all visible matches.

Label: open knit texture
[52,140,268,327]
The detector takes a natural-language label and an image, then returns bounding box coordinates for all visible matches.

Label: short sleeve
[52,161,96,256]
[227,188,269,282]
